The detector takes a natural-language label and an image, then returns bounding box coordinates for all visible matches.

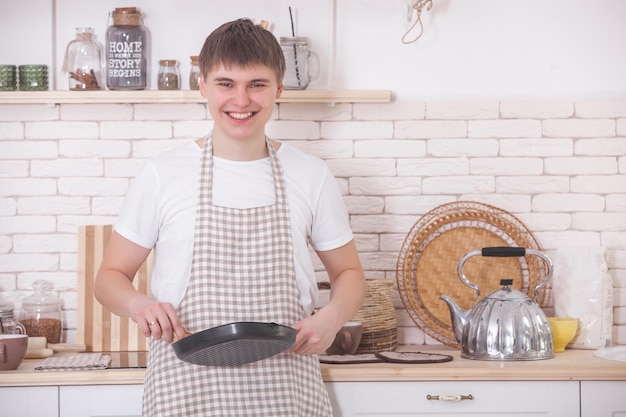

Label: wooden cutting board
[77,225,152,352]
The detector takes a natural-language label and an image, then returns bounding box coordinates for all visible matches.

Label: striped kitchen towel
[35,353,111,371]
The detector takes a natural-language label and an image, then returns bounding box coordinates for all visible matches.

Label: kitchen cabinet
[3,380,621,417]
[59,385,143,417]
[0,386,58,417]
[325,381,580,417]
[581,381,626,416]
[4,381,580,417]
[0,385,142,417]
[2,349,625,417]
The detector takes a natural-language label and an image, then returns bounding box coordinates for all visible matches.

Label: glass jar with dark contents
[189,56,200,90]
[158,59,180,90]
[106,7,148,90]
[20,280,63,344]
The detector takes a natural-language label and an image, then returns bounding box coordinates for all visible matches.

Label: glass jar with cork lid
[20,280,63,344]
[189,56,200,90]
[158,59,180,90]
[106,7,148,90]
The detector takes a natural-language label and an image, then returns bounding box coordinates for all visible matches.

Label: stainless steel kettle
[440,247,554,361]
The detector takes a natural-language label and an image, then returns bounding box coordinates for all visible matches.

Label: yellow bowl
[548,317,579,352]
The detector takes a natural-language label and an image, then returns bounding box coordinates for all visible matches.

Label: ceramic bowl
[548,317,579,352]
[0,334,29,370]
[326,321,363,355]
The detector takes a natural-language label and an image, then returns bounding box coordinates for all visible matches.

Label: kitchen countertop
[1,346,625,387]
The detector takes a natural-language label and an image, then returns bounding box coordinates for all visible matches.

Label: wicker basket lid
[396,201,547,348]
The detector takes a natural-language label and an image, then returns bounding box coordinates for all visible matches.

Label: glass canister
[20,280,63,344]
[0,308,26,335]
[157,59,180,90]
[62,27,103,90]
[0,65,17,91]
[18,65,48,91]
[106,7,148,90]
[189,55,200,90]
[280,36,311,90]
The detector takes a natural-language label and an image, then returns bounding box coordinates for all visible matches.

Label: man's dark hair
[199,18,286,83]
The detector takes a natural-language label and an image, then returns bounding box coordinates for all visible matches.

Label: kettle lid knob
[500,279,513,286]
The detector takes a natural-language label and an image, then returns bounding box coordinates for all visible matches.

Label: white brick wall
[1,99,625,347]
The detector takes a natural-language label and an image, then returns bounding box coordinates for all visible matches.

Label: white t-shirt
[115,140,353,314]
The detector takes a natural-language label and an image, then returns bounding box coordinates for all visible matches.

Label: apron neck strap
[200,135,287,206]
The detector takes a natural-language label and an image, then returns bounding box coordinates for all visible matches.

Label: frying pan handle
[457,247,553,298]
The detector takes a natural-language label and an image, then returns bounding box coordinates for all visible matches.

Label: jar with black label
[158,60,180,90]
[106,7,148,90]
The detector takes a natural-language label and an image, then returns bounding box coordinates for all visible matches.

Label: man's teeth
[229,112,253,119]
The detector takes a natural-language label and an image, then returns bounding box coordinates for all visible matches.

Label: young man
[95,18,366,416]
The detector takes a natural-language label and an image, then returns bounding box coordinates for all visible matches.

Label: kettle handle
[457,247,553,298]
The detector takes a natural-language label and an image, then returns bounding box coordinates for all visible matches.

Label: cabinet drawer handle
[426,394,474,402]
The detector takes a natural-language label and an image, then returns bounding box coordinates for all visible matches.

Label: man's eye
[250,83,266,88]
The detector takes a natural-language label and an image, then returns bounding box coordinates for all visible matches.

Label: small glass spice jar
[62,27,103,90]
[158,59,180,90]
[20,280,63,344]
[189,55,200,90]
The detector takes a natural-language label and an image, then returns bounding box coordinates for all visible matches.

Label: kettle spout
[440,295,469,343]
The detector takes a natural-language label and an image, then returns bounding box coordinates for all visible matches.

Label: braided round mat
[396,201,546,348]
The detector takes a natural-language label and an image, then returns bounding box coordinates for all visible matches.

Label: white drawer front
[581,381,626,416]
[60,385,143,417]
[326,381,580,417]
[0,386,58,417]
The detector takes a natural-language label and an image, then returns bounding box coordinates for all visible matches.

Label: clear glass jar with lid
[62,27,103,90]
[0,307,26,335]
[20,280,63,343]
[189,56,200,90]
[158,59,180,90]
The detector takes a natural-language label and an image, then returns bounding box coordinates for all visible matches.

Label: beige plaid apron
[142,137,332,416]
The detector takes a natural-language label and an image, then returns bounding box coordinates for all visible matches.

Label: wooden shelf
[0,90,392,104]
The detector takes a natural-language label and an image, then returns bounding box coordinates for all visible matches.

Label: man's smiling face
[200,63,283,142]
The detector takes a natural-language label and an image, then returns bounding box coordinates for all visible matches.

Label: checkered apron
[142,137,332,416]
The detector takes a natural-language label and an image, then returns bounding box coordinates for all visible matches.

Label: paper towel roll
[552,246,613,349]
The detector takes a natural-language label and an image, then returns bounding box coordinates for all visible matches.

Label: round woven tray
[396,201,547,348]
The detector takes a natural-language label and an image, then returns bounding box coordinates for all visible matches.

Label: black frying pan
[172,321,296,367]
